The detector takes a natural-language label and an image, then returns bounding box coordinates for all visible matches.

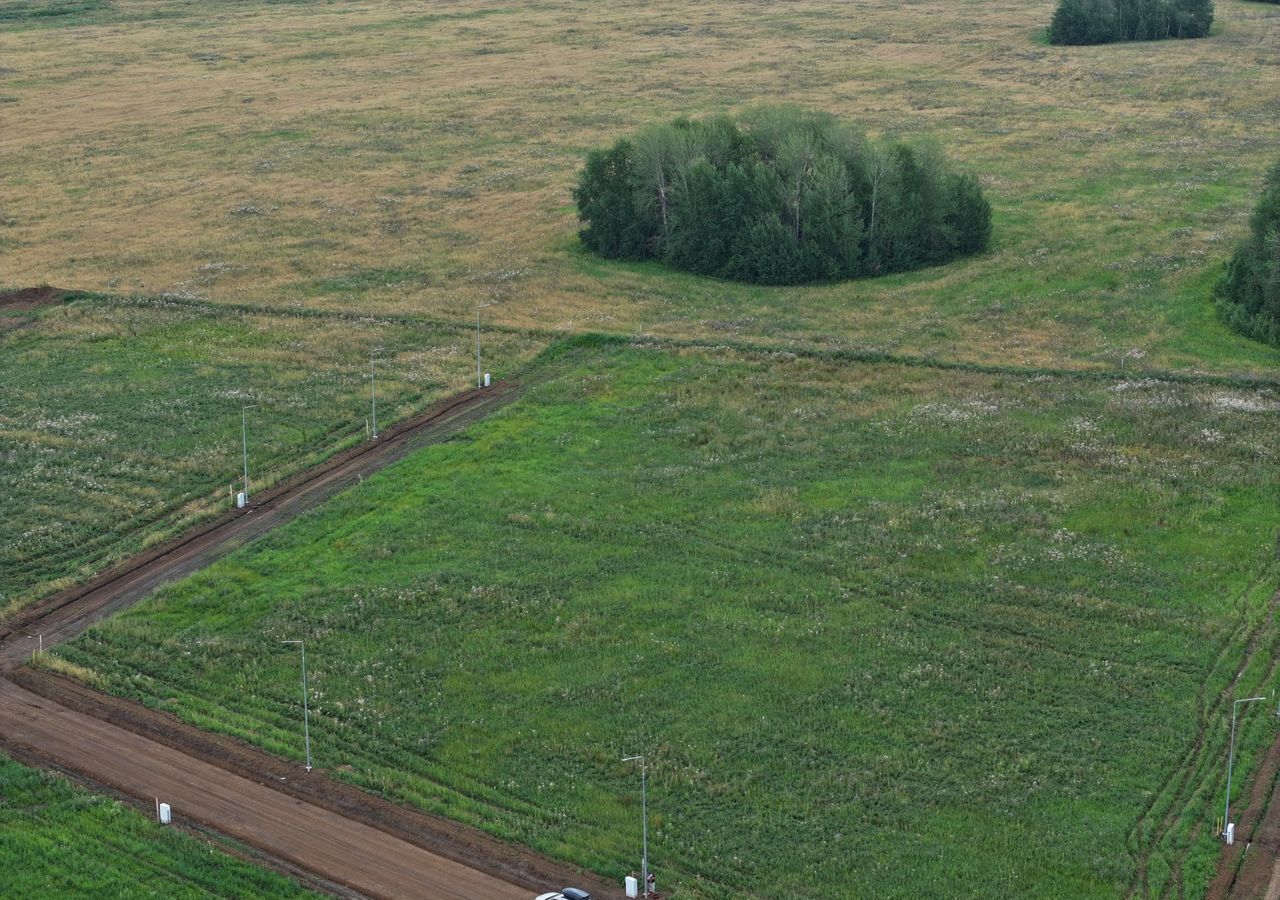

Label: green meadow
[5,0,1280,895]
[0,296,545,611]
[56,342,1280,897]
[0,752,315,897]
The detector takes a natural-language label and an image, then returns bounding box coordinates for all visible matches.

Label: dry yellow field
[3,0,1280,373]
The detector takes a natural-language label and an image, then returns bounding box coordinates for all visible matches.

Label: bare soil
[0,285,69,309]
[3,668,616,898]
[0,676,530,899]
[0,285,70,332]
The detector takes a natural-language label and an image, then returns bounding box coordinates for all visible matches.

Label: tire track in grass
[1164,593,1280,899]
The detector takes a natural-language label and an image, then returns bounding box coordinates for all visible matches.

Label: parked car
[535,890,592,900]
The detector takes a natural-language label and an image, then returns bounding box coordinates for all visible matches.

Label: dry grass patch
[2,0,1279,372]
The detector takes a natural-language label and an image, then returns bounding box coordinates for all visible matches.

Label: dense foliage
[1048,0,1213,44]
[573,108,992,285]
[1217,161,1280,345]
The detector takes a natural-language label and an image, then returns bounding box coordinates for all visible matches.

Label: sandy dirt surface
[0,677,527,899]
[0,285,69,332]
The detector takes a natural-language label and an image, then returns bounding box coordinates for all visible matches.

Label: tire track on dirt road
[0,678,527,900]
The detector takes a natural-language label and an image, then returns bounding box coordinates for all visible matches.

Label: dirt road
[0,377,617,898]
[0,678,526,899]
[1208,728,1280,900]
[1,381,521,665]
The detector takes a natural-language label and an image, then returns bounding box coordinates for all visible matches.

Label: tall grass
[58,344,1280,897]
[0,752,315,897]
[0,296,545,609]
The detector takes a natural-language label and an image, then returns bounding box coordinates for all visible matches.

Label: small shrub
[573,106,992,286]
[1217,161,1280,346]
[1048,0,1213,44]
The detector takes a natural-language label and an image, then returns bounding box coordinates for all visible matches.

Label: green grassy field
[0,751,315,897]
[5,0,1280,895]
[0,296,545,611]
[55,342,1280,897]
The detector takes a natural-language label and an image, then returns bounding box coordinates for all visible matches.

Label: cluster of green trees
[1048,0,1213,44]
[573,107,991,286]
[1217,161,1280,346]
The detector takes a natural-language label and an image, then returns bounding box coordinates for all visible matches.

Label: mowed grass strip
[0,297,546,610]
[57,343,1280,897]
[0,752,315,898]
[4,0,1280,374]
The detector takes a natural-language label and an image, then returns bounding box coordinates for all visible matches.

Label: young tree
[573,140,648,259]
[1217,161,1280,345]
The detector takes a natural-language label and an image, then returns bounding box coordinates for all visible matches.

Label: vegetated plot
[56,343,1280,898]
[0,296,546,612]
[0,751,315,898]
[4,0,1280,374]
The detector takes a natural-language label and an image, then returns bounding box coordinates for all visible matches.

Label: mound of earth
[0,285,70,309]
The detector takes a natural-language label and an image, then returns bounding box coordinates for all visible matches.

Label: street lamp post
[281,640,312,772]
[1223,695,1267,839]
[476,302,482,389]
[240,404,258,501]
[623,755,649,895]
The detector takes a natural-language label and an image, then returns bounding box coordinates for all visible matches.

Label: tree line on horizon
[572,107,992,286]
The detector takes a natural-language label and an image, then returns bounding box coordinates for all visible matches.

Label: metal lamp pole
[1223,695,1267,839]
[282,640,312,771]
[241,404,258,501]
[476,302,482,389]
[623,755,648,894]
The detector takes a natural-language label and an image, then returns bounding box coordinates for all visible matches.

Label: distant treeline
[1049,0,1213,44]
[1218,161,1280,346]
[573,107,991,286]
